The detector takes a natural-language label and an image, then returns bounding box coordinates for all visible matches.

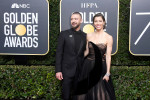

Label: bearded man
[55,12,86,100]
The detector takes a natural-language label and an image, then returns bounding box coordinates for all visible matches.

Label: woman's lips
[95,25,101,28]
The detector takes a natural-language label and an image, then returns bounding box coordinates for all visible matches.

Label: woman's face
[93,16,105,30]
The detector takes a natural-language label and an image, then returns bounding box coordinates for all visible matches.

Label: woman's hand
[103,73,110,82]
[103,75,109,82]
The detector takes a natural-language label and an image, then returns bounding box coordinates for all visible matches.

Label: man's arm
[55,31,65,80]
[55,31,65,72]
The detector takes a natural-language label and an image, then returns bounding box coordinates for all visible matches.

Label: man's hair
[72,12,82,18]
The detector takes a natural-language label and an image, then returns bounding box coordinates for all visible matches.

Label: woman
[73,13,116,100]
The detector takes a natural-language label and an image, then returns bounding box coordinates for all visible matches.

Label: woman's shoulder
[87,32,94,40]
[87,32,94,37]
[104,32,113,40]
[104,32,113,44]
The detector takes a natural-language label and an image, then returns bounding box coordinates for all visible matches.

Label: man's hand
[56,72,63,80]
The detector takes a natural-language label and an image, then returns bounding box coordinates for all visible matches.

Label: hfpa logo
[11,3,30,8]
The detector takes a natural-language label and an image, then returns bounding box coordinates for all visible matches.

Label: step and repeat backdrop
[130,0,150,56]
[60,0,119,55]
[0,0,150,56]
[0,0,49,55]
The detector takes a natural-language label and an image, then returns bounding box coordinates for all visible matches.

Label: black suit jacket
[55,29,86,77]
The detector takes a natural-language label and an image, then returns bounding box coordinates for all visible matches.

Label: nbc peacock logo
[11,3,30,8]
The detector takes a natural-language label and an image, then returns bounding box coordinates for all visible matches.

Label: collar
[71,28,81,33]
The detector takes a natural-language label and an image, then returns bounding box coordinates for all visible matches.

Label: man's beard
[72,24,80,30]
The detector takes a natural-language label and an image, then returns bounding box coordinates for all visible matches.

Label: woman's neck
[95,29,104,34]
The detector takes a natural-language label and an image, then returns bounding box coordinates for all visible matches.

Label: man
[55,12,86,100]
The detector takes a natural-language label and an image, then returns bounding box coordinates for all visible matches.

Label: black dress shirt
[71,28,82,54]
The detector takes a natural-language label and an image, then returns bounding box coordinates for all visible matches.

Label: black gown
[73,42,116,100]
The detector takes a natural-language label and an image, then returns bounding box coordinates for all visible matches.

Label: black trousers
[62,77,75,100]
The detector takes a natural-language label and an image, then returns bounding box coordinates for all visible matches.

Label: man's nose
[72,19,75,22]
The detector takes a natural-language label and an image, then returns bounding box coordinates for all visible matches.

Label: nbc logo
[11,3,19,8]
[11,3,30,8]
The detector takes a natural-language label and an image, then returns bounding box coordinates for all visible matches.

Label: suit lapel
[76,33,84,56]
[68,29,85,56]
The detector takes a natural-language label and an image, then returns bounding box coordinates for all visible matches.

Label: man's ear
[81,19,83,23]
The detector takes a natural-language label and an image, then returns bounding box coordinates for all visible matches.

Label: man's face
[71,14,82,29]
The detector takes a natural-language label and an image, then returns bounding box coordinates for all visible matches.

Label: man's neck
[74,26,80,31]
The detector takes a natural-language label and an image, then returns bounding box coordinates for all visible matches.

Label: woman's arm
[84,34,91,57]
[103,35,113,81]
[84,41,89,57]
